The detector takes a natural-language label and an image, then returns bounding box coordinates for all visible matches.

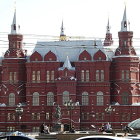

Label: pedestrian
[40,123,44,133]
[70,126,75,133]
[105,122,113,133]
[44,124,50,134]
[99,123,105,132]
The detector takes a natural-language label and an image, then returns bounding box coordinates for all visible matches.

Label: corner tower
[1,9,27,106]
[4,9,25,58]
[111,6,140,105]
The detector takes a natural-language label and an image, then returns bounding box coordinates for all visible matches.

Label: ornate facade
[0,6,140,132]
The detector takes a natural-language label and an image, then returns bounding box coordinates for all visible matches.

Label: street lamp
[105,105,115,123]
[15,104,23,131]
[64,99,77,132]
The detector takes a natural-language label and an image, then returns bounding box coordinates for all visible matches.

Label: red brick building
[0,6,140,132]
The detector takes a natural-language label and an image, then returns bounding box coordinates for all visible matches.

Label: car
[75,135,132,140]
[126,137,140,140]
[0,135,37,140]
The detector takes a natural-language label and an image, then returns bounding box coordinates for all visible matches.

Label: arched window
[47,92,54,106]
[63,91,69,105]
[9,93,15,106]
[82,92,89,105]
[122,92,129,105]
[32,92,39,106]
[97,91,104,106]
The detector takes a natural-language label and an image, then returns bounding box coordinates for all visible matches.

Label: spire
[106,18,110,33]
[60,20,66,41]
[121,5,130,31]
[11,9,20,34]
[60,20,65,36]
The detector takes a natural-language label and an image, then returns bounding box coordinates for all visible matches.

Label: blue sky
[0,0,140,43]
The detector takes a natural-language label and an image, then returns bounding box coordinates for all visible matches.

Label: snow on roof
[33,40,114,62]
[59,56,75,71]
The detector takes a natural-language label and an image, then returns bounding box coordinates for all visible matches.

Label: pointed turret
[11,9,20,34]
[121,5,130,31]
[4,9,25,58]
[103,18,113,46]
[60,20,66,41]
[115,6,136,56]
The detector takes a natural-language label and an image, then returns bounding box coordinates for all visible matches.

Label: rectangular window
[96,113,104,120]
[32,113,40,120]
[7,127,15,132]
[32,113,35,120]
[32,127,39,132]
[65,71,68,77]
[46,112,50,120]
[122,70,129,81]
[122,70,125,81]
[37,113,40,120]
[7,113,15,121]
[7,113,10,121]
[35,58,38,61]
[81,113,89,120]
[121,113,130,121]
[14,72,17,82]
[96,70,104,82]
[37,71,40,82]
[9,72,13,82]
[9,72,17,83]
[32,71,36,82]
[126,70,129,81]
[101,70,104,81]
[81,113,84,120]
[96,70,99,81]
[81,70,84,82]
[86,70,89,82]
[46,71,50,82]
[51,71,54,81]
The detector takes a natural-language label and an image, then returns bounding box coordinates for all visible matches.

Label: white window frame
[96,91,104,106]
[82,92,89,106]
[32,92,39,106]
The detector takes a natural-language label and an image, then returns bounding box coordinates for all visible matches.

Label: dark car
[0,135,36,140]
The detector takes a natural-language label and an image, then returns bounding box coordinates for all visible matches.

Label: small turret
[103,18,113,46]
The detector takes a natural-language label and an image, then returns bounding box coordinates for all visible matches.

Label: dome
[128,118,140,129]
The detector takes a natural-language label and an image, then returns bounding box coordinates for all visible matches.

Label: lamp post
[15,104,23,131]
[105,105,115,123]
[64,99,77,132]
